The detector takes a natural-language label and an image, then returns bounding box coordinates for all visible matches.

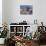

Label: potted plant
[0,23,9,44]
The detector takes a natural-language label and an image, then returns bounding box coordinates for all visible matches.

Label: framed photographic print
[20,5,32,15]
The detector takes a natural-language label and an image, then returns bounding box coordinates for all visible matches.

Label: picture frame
[20,5,33,15]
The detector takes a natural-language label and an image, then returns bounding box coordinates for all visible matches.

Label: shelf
[9,25,31,26]
[9,25,31,36]
[10,32,23,34]
[16,32,23,33]
[10,32,15,33]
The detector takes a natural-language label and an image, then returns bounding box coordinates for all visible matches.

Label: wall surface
[2,0,46,26]
[0,0,2,27]
[9,0,35,24]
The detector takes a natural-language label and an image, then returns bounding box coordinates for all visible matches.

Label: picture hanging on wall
[20,5,32,15]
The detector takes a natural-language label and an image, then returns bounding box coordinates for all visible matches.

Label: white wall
[2,0,46,26]
[7,0,34,24]
[0,0,2,27]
